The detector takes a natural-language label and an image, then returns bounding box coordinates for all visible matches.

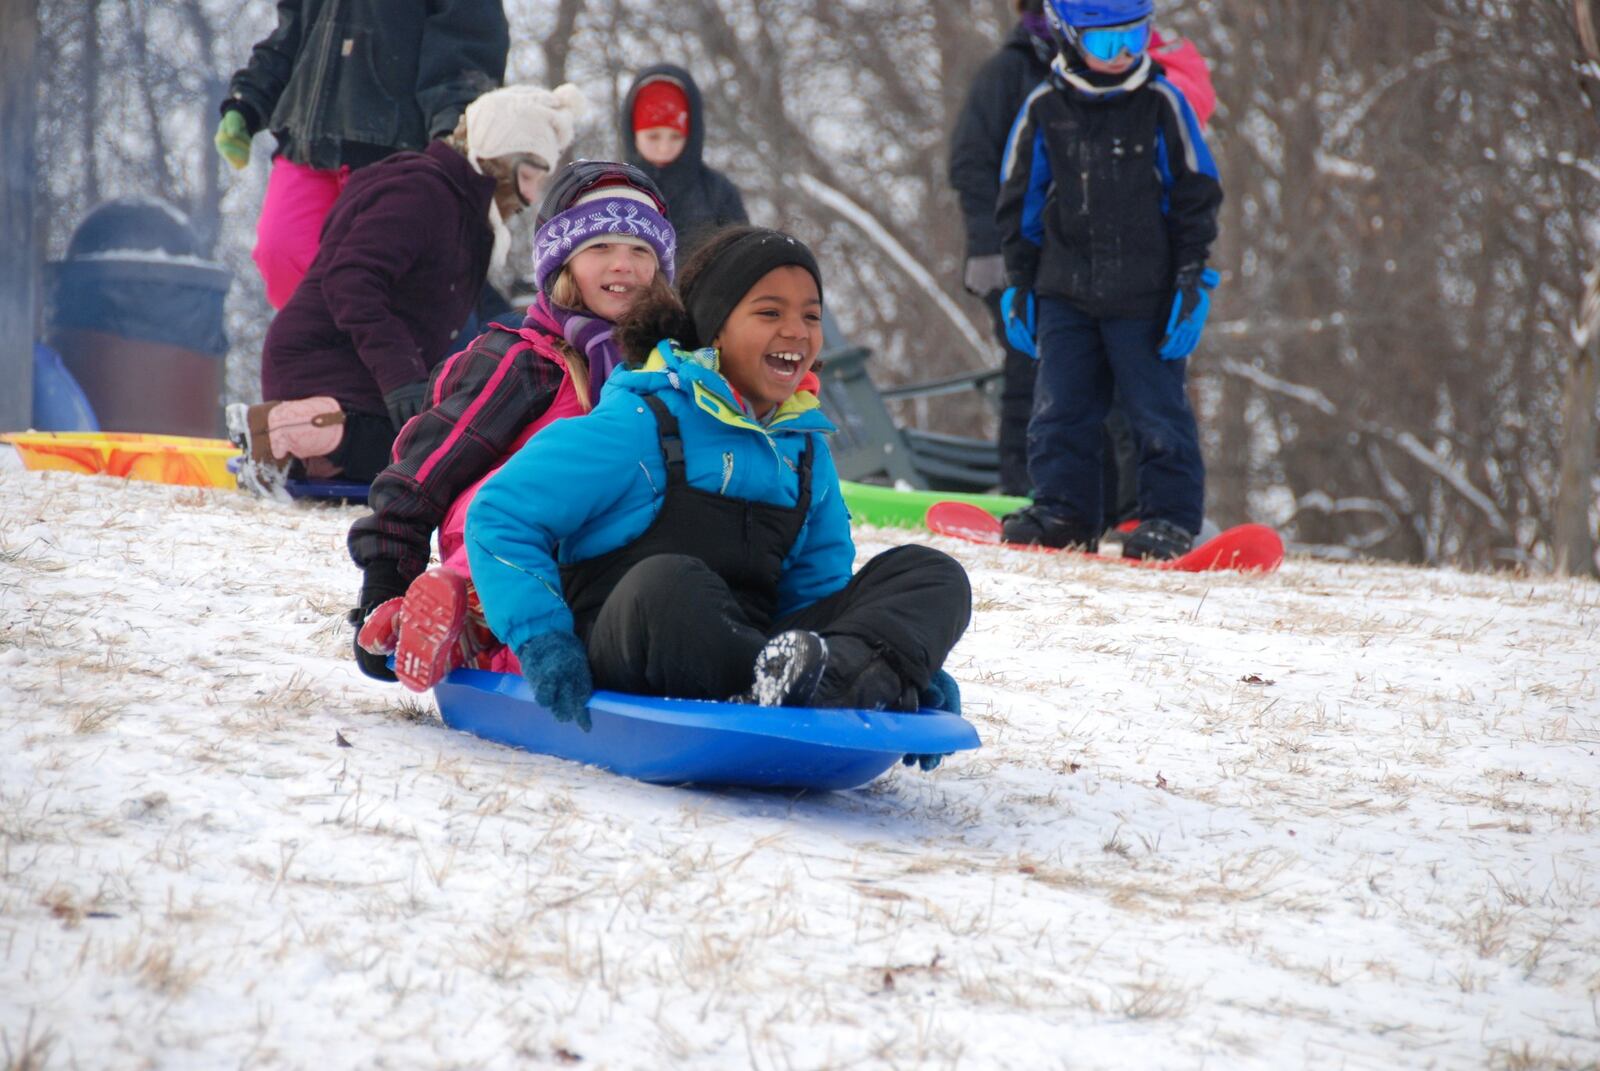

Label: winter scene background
[4,0,1600,1068]
[19,0,1600,572]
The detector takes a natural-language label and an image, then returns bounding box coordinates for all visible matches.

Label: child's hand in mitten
[517,631,594,730]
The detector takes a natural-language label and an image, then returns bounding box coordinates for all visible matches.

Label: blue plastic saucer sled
[431,668,982,791]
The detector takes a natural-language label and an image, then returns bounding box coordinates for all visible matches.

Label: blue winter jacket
[465,340,855,655]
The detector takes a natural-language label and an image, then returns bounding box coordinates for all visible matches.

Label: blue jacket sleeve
[465,400,649,652]
[776,437,856,618]
[996,83,1055,292]
[1151,77,1223,270]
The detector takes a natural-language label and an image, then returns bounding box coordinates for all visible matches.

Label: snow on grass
[1,459,1597,1070]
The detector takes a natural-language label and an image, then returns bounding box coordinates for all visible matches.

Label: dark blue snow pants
[1028,296,1205,534]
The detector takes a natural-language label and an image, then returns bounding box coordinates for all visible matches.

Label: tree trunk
[1,0,39,432]
[1552,272,1599,574]
[181,0,221,254]
[82,0,100,206]
[1552,0,1600,575]
[541,0,585,87]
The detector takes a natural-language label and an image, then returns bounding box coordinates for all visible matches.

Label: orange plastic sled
[2,431,238,491]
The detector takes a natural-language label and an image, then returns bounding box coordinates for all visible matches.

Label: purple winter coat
[261,140,497,416]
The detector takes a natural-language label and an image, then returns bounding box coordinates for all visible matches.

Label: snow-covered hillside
[2,457,1597,1070]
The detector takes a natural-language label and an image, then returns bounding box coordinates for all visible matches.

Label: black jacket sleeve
[708,169,749,229]
[415,0,511,138]
[948,48,1032,258]
[1153,82,1223,271]
[224,0,304,133]
[348,329,565,593]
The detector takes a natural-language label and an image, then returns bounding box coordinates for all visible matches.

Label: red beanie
[632,80,690,136]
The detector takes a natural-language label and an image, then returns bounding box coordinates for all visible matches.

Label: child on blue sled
[466,226,970,745]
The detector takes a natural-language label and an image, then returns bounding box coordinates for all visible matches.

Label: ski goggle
[1072,19,1151,62]
[536,160,668,227]
[505,154,551,207]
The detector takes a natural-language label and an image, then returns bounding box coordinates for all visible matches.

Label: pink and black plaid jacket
[347,322,574,608]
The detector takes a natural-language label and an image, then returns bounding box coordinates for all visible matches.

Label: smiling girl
[349,161,677,690]
[464,226,973,730]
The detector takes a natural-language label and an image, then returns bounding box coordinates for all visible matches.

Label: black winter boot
[812,637,919,712]
[748,630,830,707]
[1122,519,1195,561]
[1001,505,1100,551]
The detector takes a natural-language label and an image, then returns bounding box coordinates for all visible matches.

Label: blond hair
[548,266,584,312]
[548,265,675,319]
[553,339,592,411]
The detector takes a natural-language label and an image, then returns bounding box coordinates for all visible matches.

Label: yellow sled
[2,431,238,491]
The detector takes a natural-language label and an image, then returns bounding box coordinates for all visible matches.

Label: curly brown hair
[613,225,774,364]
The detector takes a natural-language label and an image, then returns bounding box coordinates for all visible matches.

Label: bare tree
[539,0,587,87]
[1551,0,1600,575]
[33,0,1596,570]
[1,0,40,432]
[1173,0,1600,570]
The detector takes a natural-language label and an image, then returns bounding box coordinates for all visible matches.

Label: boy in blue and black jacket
[996,0,1222,559]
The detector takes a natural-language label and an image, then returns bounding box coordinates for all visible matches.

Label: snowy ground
[2,453,1598,1071]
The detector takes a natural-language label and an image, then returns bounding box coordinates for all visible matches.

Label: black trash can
[47,199,231,437]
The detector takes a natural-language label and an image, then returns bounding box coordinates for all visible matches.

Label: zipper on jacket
[719,452,734,494]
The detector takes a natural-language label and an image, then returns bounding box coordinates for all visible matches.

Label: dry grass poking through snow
[1,460,1597,1070]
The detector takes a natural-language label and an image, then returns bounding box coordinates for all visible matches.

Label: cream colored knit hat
[464,83,590,173]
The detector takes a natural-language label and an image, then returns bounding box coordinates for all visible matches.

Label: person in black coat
[948,1,1051,498]
[214,0,510,308]
[619,64,748,257]
[947,0,1136,512]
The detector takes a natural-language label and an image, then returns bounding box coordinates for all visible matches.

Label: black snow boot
[813,637,919,712]
[1122,519,1195,561]
[1001,505,1100,552]
[747,630,830,707]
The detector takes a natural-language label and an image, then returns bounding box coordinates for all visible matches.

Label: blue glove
[516,631,594,731]
[902,668,963,771]
[1158,266,1221,360]
[918,668,961,715]
[1000,286,1037,358]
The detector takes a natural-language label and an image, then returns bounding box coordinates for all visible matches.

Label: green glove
[214,110,251,170]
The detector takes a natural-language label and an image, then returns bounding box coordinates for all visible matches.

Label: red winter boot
[392,568,498,692]
[356,597,406,658]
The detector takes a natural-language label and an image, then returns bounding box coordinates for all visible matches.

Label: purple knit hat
[532,183,677,294]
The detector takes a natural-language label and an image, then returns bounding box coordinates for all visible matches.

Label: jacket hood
[620,64,708,177]
[1007,20,1056,68]
[604,339,835,437]
[421,140,498,218]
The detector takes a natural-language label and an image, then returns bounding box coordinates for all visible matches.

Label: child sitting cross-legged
[465,226,972,729]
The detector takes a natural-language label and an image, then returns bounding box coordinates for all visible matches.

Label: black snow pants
[985,288,1136,520]
[585,544,972,711]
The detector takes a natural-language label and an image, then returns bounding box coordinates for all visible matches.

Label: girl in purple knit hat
[348,161,678,690]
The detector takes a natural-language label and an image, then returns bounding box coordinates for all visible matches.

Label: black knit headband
[687,230,824,346]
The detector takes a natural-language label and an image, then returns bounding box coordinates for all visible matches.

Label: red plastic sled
[925,501,1284,574]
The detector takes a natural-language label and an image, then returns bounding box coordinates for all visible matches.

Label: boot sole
[394,571,468,693]
[751,632,829,708]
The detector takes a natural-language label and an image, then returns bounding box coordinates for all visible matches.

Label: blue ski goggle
[1072,19,1152,63]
